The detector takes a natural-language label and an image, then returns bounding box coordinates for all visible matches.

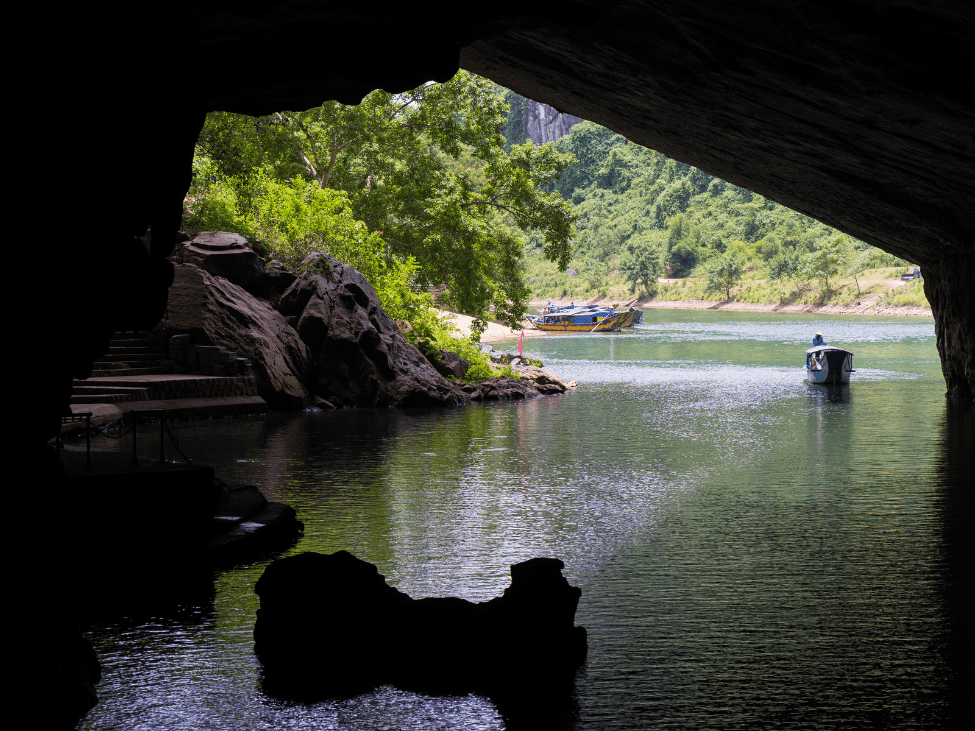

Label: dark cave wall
[460,1,974,267]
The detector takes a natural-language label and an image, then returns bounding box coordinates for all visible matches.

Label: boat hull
[805,348,854,384]
[805,366,851,385]
[532,310,630,332]
[530,305,640,333]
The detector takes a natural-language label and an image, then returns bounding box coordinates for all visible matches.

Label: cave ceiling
[185,1,974,266]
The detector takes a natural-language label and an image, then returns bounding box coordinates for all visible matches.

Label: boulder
[166,264,311,409]
[462,376,541,401]
[254,550,586,698]
[180,232,265,291]
[514,364,576,395]
[262,260,298,295]
[283,254,468,408]
[420,344,471,379]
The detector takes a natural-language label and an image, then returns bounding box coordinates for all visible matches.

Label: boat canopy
[805,345,854,356]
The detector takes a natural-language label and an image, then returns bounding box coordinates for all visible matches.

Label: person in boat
[812,332,825,346]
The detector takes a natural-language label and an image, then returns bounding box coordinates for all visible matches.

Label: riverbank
[441,296,932,345]
[532,297,932,319]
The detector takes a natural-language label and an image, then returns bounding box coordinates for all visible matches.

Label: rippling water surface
[77,310,972,730]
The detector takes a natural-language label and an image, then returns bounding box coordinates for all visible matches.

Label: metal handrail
[59,412,93,470]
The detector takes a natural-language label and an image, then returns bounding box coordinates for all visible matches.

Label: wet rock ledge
[253,551,587,699]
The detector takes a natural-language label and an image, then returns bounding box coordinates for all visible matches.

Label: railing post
[131,417,139,467]
[131,409,167,466]
[85,413,92,471]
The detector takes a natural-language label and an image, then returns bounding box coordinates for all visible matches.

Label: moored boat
[530,303,642,333]
[805,345,855,384]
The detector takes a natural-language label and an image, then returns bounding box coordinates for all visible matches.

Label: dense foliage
[526,118,915,302]
[185,71,576,335]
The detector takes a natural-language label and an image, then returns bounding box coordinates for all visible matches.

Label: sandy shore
[435,310,543,344]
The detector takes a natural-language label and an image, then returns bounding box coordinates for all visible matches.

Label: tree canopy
[187,71,576,331]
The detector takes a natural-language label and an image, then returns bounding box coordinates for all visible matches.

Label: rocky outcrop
[180,231,265,291]
[514,364,576,395]
[509,95,582,145]
[462,376,543,401]
[419,344,471,379]
[254,550,586,698]
[166,264,312,409]
[164,249,566,410]
[923,256,975,399]
[277,254,469,408]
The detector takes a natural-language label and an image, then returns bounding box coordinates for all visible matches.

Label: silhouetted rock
[181,232,265,291]
[167,264,311,409]
[254,551,586,699]
[280,254,468,408]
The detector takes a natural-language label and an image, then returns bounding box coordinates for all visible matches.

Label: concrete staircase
[68,332,268,427]
[90,332,170,377]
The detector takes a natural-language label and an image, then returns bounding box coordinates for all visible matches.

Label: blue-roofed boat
[805,345,855,384]
[528,303,642,333]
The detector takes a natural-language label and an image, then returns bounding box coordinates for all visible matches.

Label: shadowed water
[76,310,972,730]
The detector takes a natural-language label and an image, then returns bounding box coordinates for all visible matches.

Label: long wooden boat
[529,304,640,333]
[530,304,642,333]
[805,345,855,384]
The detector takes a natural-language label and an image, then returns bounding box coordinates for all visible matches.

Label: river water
[76,309,972,730]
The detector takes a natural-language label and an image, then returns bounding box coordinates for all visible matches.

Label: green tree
[620,236,662,296]
[806,234,849,291]
[844,247,871,296]
[703,247,747,299]
[189,71,577,332]
[768,247,805,288]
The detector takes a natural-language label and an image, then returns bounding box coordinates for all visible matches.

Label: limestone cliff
[504,91,582,147]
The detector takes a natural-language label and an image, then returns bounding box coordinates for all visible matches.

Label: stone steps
[89,365,172,377]
[73,375,260,401]
[70,385,152,404]
[67,330,268,423]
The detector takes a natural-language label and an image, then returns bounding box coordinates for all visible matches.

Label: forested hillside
[519,113,923,306]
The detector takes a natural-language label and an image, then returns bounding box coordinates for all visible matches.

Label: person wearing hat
[812,332,825,346]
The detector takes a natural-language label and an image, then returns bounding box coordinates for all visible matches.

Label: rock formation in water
[254,550,587,698]
[164,244,572,410]
[276,253,470,408]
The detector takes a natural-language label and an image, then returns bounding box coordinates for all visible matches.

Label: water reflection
[935,402,975,728]
[77,311,973,730]
[807,383,851,403]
